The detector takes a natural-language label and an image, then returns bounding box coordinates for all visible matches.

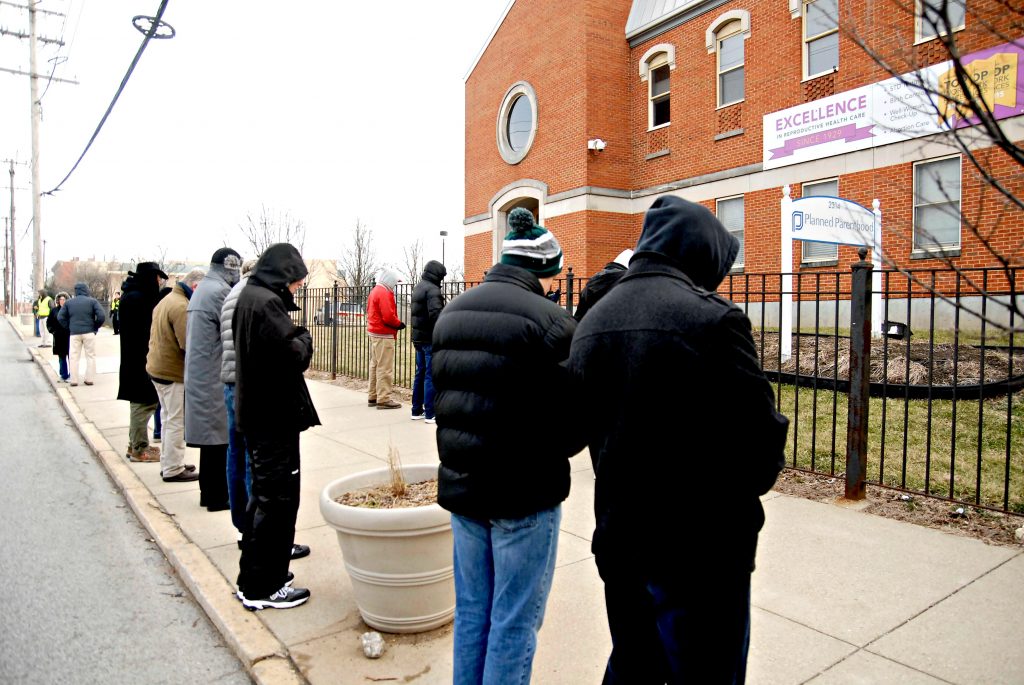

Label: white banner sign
[764,39,1024,169]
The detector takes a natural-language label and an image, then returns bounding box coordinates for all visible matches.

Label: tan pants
[153,381,187,478]
[68,333,96,384]
[368,337,395,403]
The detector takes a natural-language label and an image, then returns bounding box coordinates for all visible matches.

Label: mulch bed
[758,332,1024,386]
[336,479,438,509]
[772,469,1023,547]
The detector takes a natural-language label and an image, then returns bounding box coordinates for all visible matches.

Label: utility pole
[1,2,67,298]
[28,0,43,292]
[3,217,8,313]
[9,161,16,314]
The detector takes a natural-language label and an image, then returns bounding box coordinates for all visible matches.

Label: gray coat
[219,275,248,384]
[184,264,237,445]
[57,282,106,335]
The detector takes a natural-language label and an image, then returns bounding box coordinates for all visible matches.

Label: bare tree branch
[400,239,424,284]
[238,205,306,257]
[338,219,379,288]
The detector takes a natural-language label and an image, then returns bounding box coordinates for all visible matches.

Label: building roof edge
[464,0,517,83]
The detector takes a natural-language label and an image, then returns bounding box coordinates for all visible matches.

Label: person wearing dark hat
[568,195,789,683]
[572,248,633,322]
[185,247,242,512]
[432,207,586,683]
[233,243,319,610]
[117,262,169,463]
[46,292,71,381]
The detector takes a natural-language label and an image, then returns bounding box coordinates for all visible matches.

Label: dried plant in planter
[335,441,438,509]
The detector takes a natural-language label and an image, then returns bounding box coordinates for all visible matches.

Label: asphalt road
[0,325,251,685]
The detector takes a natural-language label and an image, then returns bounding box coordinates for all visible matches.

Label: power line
[44,0,173,196]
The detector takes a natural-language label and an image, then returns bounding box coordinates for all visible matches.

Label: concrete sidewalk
[10,317,1024,684]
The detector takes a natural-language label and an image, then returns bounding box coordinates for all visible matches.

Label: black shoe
[236,572,293,600]
[162,469,199,482]
[241,584,310,610]
[205,501,230,512]
[290,543,310,560]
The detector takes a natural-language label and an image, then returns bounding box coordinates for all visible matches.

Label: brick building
[463,0,1024,298]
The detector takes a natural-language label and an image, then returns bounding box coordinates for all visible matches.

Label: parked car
[314,302,366,326]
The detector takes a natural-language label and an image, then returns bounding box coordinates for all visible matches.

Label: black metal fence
[295,263,1022,513]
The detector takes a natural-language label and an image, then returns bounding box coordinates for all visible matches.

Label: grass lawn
[778,384,1024,512]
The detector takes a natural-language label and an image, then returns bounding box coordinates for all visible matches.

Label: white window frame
[915,0,966,43]
[803,0,839,80]
[801,179,840,263]
[717,195,745,268]
[716,20,745,108]
[913,155,962,253]
[648,55,671,130]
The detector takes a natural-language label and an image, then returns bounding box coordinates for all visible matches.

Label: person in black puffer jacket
[433,208,586,683]
[568,195,789,684]
[46,292,71,381]
[572,248,633,322]
[409,259,446,422]
[233,243,320,611]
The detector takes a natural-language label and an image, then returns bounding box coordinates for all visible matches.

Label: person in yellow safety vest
[35,289,54,348]
[110,291,121,335]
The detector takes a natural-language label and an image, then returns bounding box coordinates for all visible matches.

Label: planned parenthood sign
[764,39,1024,169]
[790,196,875,246]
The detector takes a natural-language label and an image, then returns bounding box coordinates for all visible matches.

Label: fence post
[299,286,307,329]
[331,280,339,380]
[565,266,574,315]
[846,247,872,500]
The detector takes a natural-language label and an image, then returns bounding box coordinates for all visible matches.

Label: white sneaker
[411,414,425,421]
[424,417,436,424]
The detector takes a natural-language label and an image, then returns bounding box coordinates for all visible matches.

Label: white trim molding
[706,9,751,52]
[639,43,677,80]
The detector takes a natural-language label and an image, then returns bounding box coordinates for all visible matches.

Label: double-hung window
[717,21,745,106]
[917,0,966,41]
[913,156,961,252]
[804,0,838,78]
[649,58,671,129]
[717,196,745,267]
[802,179,840,263]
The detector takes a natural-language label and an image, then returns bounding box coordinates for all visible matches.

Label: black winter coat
[117,274,161,404]
[572,261,627,322]
[568,195,789,577]
[46,306,70,356]
[411,260,446,345]
[233,243,320,438]
[433,263,586,520]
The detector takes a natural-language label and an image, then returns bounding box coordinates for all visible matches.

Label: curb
[8,318,307,685]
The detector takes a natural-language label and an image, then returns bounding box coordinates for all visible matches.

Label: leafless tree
[339,219,379,288]
[400,238,424,284]
[841,0,1023,329]
[52,260,111,302]
[444,260,465,283]
[239,205,306,258]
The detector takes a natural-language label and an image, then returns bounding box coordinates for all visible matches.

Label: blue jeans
[33,316,40,337]
[599,559,751,685]
[154,401,162,437]
[451,505,561,685]
[411,343,434,418]
[58,355,69,380]
[224,383,253,534]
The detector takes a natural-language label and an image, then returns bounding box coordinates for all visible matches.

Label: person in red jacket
[366,268,405,409]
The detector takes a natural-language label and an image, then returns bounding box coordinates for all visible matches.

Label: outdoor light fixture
[587,138,607,151]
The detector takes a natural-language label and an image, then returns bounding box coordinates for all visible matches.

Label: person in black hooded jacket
[568,195,789,684]
[409,259,446,422]
[233,243,320,611]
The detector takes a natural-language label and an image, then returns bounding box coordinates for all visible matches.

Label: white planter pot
[319,464,454,634]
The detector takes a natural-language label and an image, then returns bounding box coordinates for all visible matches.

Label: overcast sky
[0,0,508,288]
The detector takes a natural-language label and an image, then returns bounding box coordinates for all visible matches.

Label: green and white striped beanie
[500,207,564,278]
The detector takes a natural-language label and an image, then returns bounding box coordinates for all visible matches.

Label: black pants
[198,444,229,509]
[598,557,751,685]
[237,433,300,599]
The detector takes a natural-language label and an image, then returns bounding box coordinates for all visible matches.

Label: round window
[496,81,537,165]
[507,96,533,152]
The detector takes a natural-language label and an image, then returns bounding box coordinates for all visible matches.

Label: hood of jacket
[633,195,738,291]
[421,260,447,285]
[73,282,90,297]
[378,268,398,291]
[207,261,240,288]
[250,243,307,311]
